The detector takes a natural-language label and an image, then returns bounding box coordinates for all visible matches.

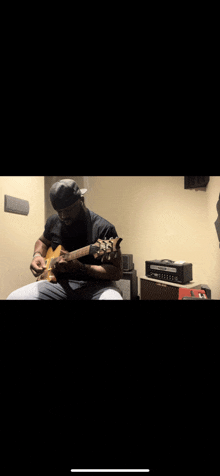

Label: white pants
[6,279,123,300]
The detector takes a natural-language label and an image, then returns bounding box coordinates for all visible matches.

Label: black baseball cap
[50,179,87,211]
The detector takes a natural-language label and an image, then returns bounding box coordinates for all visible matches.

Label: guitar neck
[67,245,91,261]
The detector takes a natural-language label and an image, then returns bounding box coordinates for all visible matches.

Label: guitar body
[36,245,62,283]
[36,237,123,283]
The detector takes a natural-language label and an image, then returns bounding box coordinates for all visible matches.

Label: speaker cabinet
[122,254,134,271]
[141,278,178,300]
[140,277,198,300]
[117,269,138,300]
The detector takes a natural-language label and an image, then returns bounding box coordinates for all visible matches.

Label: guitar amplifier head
[145,259,193,285]
[122,254,134,271]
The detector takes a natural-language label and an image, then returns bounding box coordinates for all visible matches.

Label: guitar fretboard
[67,245,91,261]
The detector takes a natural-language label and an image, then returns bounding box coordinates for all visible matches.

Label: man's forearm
[84,263,123,281]
[33,240,48,258]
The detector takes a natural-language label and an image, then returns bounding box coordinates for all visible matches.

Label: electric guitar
[36,236,123,283]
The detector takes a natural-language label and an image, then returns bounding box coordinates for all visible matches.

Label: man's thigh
[7,279,123,300]
[7,280,69,300]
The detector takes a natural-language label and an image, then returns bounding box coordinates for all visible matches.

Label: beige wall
[0,176,45,299]
[83,176,220,299]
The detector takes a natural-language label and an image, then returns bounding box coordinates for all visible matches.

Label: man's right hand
[30,256,47,277]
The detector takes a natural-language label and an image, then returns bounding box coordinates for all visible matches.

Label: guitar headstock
[91,237,122,261]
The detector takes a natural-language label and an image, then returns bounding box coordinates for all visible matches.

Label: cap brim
[80,189,87,196]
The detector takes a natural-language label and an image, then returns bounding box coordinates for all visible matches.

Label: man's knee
[6,290,18,300]
[6,282,39,300]
[98,288,123,300]
[6,288,26,300]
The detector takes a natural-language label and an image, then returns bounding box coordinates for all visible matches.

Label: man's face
[57,199,83,226]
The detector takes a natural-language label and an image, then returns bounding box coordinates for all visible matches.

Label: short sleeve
[43,216,53,241]
[98,224,118,240]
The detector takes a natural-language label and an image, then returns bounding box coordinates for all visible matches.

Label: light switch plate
[4,195,29,216]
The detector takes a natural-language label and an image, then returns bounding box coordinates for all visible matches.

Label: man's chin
[63,219,72,226]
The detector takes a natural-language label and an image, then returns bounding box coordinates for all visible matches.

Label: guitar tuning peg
[114,252,117,259]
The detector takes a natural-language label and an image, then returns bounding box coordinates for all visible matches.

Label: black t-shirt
[43,208,118,267]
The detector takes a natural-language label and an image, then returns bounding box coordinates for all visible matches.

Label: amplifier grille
[141,279,179,300]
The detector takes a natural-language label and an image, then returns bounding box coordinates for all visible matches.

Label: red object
[178,288,207,300]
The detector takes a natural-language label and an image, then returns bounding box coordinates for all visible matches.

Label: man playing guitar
[7,179,123,300]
